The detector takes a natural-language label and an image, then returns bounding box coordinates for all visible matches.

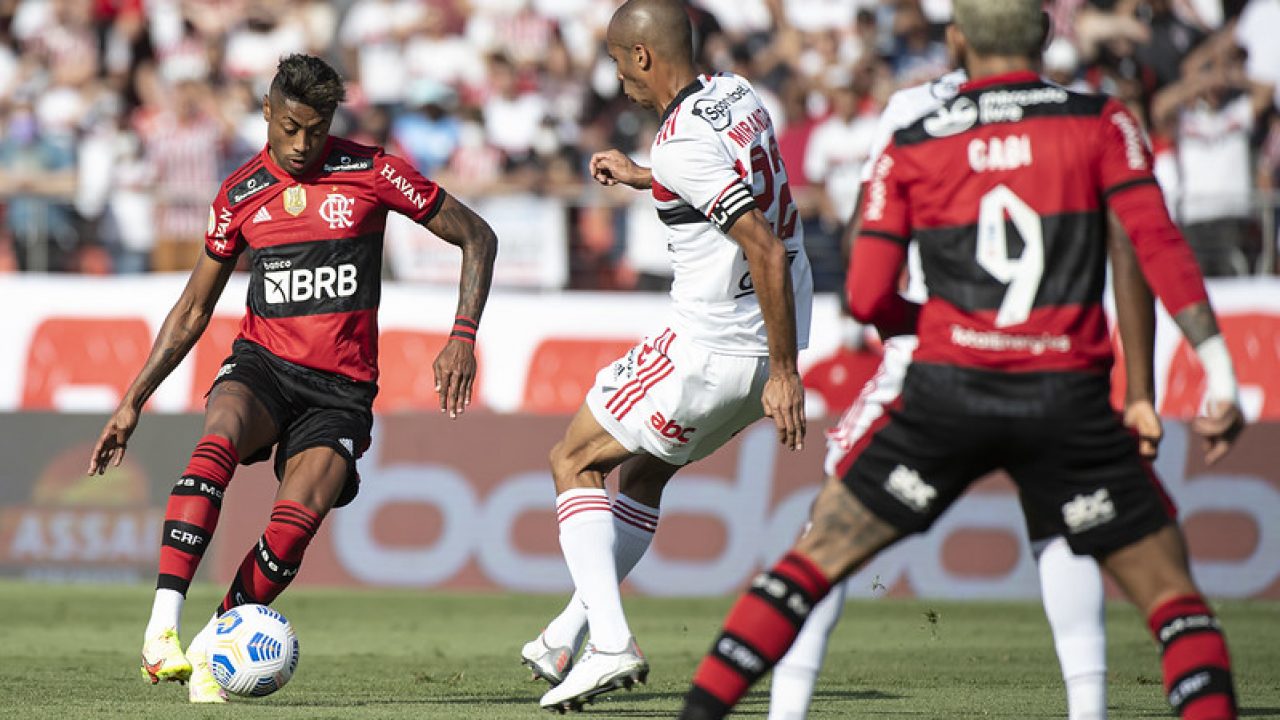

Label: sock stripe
[161,520,212,557]
[1156,613,1223,651]
[254,536,301,584]
[612,503,658,532]
[745,569,819,629]
[614,496,659,521]
[710,630,770,683]
[270,517,319,536]
[271,508,321,531]
[1168,666,1236,715]
[157,573,190,594]
[195,438,237,463]
[556,495,612,523]
[774,552,832,598]
[191,448,235,471]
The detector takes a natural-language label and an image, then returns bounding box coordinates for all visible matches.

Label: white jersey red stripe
[605,329,677,418]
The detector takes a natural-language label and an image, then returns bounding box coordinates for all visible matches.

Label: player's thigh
[551,402,638,481]
[1010,409,1175,559]
[205,365,279,460]
[616,453,682,508]
[273,407,371,512]
[840,404,994,539]
[1098,523,1197,614]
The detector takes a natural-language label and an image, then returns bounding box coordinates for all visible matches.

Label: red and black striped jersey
[205,136,445,383]
[853,71,1208,374]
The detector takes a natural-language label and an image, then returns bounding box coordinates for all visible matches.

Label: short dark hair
[270,54,346,116]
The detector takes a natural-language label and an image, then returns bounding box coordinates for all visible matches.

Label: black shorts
[210,339,376,508]
[841,363,1174,557]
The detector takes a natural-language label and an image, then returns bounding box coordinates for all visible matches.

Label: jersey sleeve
[374,150,446,225]
[1096,99,1209,316]
[650,127,757,233]
[204,190,246,262]
[859,94,908,184]
[857,146,912,246]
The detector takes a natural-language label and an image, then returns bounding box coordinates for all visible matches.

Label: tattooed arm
[424,193,498,418]
[89,253,236,474]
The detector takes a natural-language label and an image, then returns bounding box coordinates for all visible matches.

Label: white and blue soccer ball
[208,604,300,697]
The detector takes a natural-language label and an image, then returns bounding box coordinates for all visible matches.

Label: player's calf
[1149,595,1236,720]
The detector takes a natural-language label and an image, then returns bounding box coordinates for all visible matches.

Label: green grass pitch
[0,581,1277,719]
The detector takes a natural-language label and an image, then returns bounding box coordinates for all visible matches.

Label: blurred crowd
[0,0,1278,284]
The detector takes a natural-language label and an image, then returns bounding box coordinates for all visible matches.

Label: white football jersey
[859,69,967,304]
[649,72,813,356]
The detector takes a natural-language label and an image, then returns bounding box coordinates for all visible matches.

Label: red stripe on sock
[775,552,833,599]
[723,593,805,661]
[219,501,320,611]
[691,655,749,706]
[614,497,659,522]
[612,503,658,532]
[558,503,613,524]
[156,435,239,592]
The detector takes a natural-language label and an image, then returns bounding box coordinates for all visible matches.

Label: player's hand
[1191,399,1244,465]
[589,150,648,190]
[1123,399,1163,460]
[762,371,806,451]
[88,404,139,475]
[433,339,477,419]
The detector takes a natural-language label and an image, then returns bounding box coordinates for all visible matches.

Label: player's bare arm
[727,208,805,451]
[424,193,498,418]
[589,149,653,190]
[1106,213,1162,458]
[89,254,236,475]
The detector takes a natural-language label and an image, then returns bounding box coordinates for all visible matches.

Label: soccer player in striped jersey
[682,1,1243,718]
[88,54,497,703]
[520,0,813,711]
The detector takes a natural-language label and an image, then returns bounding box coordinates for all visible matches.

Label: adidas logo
[252,206,272,224]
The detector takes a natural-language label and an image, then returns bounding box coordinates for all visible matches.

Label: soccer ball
[207,604,300,697]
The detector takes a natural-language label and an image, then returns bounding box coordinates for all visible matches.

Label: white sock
[1033,535,1107,720]
[144,588,185,640]
[543,494,659,649]
[188,612,219,656]
[768,579,846,720]
[555,488,632,652]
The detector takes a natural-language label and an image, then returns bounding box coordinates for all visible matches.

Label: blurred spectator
[1152,48,1273,275]
[482,54,549,167]
[0,98,78,271]
[340,0,425,106]
[138,74,227,272]
[803,65,878,232]
[393,81,462,174]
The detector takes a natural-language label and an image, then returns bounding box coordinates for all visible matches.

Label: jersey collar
[958,70,1041,93]
[660,77,706,125]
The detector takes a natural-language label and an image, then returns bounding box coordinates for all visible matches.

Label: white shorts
[586,327,769,465]
[823,335,917,478]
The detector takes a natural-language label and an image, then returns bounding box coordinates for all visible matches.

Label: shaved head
[607,0,694,66]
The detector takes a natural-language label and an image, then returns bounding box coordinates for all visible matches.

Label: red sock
[219,501,321,614]
[157,435,237,595]
[683,552,832,719]
[1148,594,1237,720]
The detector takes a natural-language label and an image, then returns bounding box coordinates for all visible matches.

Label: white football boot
[521,626,588,686]
[185,617,227,704]
[140,628,191,684]
[539,638,648,713]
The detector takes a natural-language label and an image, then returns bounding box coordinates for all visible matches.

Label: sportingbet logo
[1062,489,1116,533]
[264,264,358,304]
[884,464,936,512]
[649,411,696,443]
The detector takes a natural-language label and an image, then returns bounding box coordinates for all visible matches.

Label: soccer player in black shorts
[87,54,497,703]
[680,2,1246,719]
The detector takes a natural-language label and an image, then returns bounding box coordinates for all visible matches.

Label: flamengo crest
[319,192,355,229]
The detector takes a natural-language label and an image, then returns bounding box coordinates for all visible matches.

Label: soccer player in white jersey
[521,0,814,711]
[766,64,1166,720]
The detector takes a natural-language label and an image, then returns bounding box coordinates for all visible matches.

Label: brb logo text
[264,264,358,304]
